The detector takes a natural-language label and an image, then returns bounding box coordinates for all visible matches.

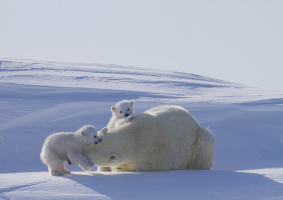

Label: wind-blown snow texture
[0,59,283,199]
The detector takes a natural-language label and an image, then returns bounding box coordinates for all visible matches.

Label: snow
[1,170,283,200]
[0,59,283,199]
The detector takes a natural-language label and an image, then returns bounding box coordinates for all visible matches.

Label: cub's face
[111,100,134,119]
[79,125,102,145]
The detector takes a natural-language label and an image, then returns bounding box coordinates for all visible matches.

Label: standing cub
[40,125,101,176]
[107,100,134,129]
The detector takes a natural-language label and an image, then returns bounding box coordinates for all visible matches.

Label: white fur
[107,100,134,129]
[84,105,216,172]
[40,125,101,176]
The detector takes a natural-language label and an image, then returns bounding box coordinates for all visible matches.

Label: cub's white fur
[107,100,134,129]
[40,125,101,176]
[84,106,216,172]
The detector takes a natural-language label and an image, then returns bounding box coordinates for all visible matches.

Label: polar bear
[83,105,216,172]
[40,125,102,176]
[107,100,134,129]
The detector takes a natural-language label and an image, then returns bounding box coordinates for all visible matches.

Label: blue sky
[0,0,282,90]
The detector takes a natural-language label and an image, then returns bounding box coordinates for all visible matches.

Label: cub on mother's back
[107,100,134,129]
[40,125,102,176]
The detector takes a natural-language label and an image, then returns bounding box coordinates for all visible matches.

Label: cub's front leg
[68,153,94,168]
[125,115,134,122]
[114,115,134,128]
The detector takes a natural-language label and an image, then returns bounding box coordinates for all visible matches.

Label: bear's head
[111,100,134,119]
[83,127,132,167]
[77,125,102,145]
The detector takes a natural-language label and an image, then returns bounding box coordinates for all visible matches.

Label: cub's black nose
[99,139,102,143]
[94,142,98,144]
[125,114,129,117]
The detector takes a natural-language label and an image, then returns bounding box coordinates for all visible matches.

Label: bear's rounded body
[83,106,216,171]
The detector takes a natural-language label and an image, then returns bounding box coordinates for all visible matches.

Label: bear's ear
[111,106,115,112]
[80,131,85,136]
[130,100,134,105]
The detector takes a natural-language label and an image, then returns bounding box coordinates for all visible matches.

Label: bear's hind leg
[60,161,71,174]
[48,159,64,176]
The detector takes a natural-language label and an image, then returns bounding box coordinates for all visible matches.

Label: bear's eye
[94,136,96,138]
[120,111,122,113]
[127,108,130,110]
[110,155,116,160]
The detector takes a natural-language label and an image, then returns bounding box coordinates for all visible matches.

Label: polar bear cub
[40,125,102,176]
[107,100,134,129]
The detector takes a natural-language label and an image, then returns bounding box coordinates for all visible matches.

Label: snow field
[0,59,283,199]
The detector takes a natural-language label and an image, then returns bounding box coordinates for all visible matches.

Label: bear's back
[114,105,201,143]
[120,106,201,164]
[142,105,200,139]
[43,132,76,154]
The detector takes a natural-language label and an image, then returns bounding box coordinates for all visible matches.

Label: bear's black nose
[125,114,129,117]
[99,139,102,143]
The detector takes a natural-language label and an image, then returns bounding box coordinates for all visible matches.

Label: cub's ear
[130,100,134,105]
[80,131,85,136]
[111,106,115,112]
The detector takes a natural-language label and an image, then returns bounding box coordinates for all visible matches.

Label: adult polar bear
[83,105,216,171]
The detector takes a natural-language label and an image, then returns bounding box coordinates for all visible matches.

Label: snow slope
[0,59,283,199]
